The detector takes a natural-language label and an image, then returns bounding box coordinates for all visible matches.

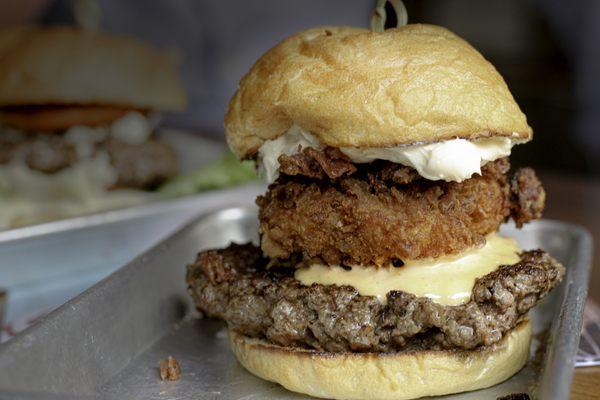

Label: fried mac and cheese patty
[257,157,545,266]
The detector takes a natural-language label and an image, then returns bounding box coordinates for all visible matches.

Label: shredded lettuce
[158,151,258,196]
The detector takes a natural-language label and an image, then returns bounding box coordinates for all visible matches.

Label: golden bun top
[0,26,186,111]
[225,24,532,159]
[229,320,532,400]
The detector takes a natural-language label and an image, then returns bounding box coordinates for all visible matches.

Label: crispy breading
[257,158,545,265]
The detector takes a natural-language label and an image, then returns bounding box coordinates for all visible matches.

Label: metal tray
[0,185,264,333]
[0,208,592,400]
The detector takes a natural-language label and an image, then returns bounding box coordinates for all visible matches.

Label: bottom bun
[229,320,532,400]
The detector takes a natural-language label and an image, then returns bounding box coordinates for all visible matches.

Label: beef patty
[187,243,564,353]
[257,156,545,265]
[0,131,177,190]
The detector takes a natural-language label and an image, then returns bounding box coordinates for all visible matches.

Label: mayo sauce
[258,125,516,183]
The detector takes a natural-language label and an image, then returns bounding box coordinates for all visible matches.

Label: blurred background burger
[0,26,186,228]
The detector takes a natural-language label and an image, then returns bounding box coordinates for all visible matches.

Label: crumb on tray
[159,356,181,381]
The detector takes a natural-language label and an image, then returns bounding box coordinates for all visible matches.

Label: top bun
[0,26,186,111]
[225,24,532,159]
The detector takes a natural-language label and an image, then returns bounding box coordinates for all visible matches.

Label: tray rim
[0,184,265,244]
[535,218,593,399]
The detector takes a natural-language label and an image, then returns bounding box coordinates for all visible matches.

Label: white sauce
[258,125,322,183]
[64,126,107,158]
[0,151,153,229]
[0,112,158,229]
[258,125,516,183]
[110,111,154,145]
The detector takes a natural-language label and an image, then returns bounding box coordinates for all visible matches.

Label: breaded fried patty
[257,157,545,265]
[187,243,564,352]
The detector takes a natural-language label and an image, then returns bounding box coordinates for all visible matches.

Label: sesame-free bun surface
[225,24,532,159]
[229,320,532,400]
[0,26,186,111]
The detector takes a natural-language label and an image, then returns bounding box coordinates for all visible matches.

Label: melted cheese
[294,233,520,306]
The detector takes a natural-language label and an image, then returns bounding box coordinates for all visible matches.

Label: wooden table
[540,172,600,399]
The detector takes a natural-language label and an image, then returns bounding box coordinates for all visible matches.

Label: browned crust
[257,159,545,265]
[229,320,531,359]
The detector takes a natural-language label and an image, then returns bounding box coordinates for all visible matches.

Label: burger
[0,26,186,229]
[186,24,565,399]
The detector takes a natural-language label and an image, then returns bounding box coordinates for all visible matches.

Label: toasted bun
[0,26,186,111]
[229,320,532,400]
[225,24,532,159]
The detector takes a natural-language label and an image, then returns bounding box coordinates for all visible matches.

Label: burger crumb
[497,394,530,400]
[159,356,181,381]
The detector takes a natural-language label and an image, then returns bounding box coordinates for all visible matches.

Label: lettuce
[158,151,258,196]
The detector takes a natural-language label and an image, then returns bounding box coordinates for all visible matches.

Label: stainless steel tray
[0,185,263,328]
[0,208,592,400]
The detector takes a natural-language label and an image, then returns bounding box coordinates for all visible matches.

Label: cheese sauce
[294,233,520,306]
